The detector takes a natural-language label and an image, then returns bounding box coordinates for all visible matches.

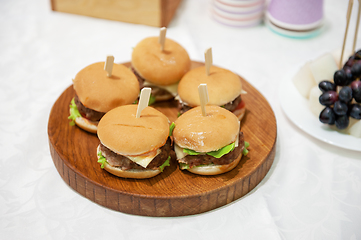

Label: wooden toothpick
[136,88,151,118]
[353,0,361,52]
[104,55,114,77]
[198,84,209,117]
[159,27,167,51]
[340,0,354,68]
[204,48,213,76]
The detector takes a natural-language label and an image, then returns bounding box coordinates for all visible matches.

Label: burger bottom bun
[97,145,161,179]
[103,164,161,179]
[233,108,246,121]
[186,153,243,176]
[74,116,98,134]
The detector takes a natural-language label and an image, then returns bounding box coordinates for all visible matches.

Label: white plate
[279,67,361,151]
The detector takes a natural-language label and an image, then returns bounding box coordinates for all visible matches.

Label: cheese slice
[143,81,179,97]
[125,149,161,168]
[235,131,239,147]
[174,143,187,160]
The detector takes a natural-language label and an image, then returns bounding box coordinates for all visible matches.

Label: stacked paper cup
[211,0,266,27]
[265,0,324,38]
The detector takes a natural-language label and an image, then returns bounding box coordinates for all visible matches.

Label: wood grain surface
[48,61,277,217]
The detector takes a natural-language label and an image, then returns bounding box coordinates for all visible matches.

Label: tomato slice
[80,112,87,119]
[234,100,245,111]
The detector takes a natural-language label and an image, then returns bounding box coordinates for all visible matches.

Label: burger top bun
[131,37,191,86]
[97,104,169,156]
[73,62,139,113]
[178,66,242,107]
[173,105,240,153]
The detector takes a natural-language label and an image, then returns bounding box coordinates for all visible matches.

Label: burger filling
[98,138,173,171]
[177,95,244,115]
[74,94,105,121]
[177,132,245,169]
[131,67,177,102]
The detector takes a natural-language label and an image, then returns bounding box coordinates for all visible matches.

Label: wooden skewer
[104,55,114,77]
[136,87,151,118]
[159,27,167,51]
[340,0,354,69]
[353,0,361,52]
[204,48,213,76]
[198,84,209,117]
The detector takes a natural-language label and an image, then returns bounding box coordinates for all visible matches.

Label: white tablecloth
[1,0,361,239]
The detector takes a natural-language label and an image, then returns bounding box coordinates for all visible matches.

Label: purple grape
[319,91,338,106]
[333,101,348,115]
[318,81,336,92]
[344,56,355,67]
[349,104,361,119]
[335,114,350,129]
[338,86,353,103]
[334,69,348,86]
[351,62,361,78]
[319,107,336,124]
[351,81,361,103]
[344,67,355,85]
[355,50,361,60]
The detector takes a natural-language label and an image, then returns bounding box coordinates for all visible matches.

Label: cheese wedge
[126,149,161,168]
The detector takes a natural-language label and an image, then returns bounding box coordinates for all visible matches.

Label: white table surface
[1,0,361,239]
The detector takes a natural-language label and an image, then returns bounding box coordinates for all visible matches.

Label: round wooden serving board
[48,61,277,217]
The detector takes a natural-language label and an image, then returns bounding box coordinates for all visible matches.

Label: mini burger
[177,66,246,121]
[131,36,191,103]
[68,62,140,134]
[96,104,172,179]
[172,105,248,175]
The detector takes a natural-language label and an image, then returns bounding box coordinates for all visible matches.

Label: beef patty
[74,94,105,122]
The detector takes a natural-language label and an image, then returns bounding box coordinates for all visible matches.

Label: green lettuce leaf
[179,163,190,170]
[182,142,236,159]
[169,122,175,136]
[134,93,156,105]
[182,148,203,156]
[159,156,171,172]
[148,94,156,105]
[207,142,235,158]
[97,151,108,169]
[242,141,250,156]
[68,98,81,126]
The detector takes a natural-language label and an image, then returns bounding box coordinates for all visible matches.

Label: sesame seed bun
[73,62,140,113]
[97,104,169,156]
[173,105,240,153]
[177,65,243,107]
[131,37,191,86]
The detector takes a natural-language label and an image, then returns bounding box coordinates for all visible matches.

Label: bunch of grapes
[319,50,361,129]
